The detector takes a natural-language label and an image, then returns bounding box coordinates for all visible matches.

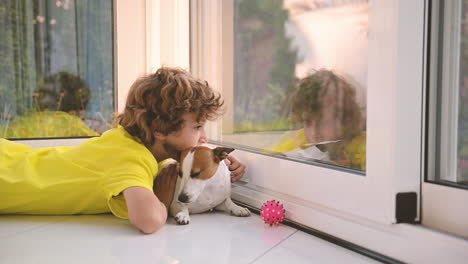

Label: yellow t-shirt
[0,126,167,219]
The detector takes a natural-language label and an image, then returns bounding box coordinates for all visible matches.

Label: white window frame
[422,0,468,238]
[191,0,468,262]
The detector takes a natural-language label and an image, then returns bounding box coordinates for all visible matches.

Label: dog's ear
[212,147,235,163]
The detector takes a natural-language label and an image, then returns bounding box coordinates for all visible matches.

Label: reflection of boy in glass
[267,69,366,170]
[34,71,91,119]
[1,72,97,139]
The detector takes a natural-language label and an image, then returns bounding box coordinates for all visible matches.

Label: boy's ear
[212,147,235,163]
[153,130,167,142]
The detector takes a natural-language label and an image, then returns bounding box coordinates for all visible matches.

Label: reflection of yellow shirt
[265,129,308,153]
[0,126,168,219]
[266,129,366,171]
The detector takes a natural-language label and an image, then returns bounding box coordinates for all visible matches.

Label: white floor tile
[0,212,296,264]
[0,215,67,238]
[253,230,381,264]
[0,213,380,264]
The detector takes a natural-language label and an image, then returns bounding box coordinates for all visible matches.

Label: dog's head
[177,146,234,204]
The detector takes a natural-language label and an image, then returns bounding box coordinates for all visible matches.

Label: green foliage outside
[457,0,468,182]
[234,0,298,132]
[234,117,299,133]
[0,1,36,117]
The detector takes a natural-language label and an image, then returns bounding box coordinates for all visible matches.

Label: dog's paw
[230,206,251,217]
[174,211,190,225]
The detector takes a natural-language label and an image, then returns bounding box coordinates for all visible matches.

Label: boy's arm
[123,187,167,234]
[123,163,178,234]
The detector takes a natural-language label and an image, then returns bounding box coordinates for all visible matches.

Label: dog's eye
[190,171,201,178]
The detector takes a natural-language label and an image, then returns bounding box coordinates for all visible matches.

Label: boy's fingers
[229,165,245,183]
[230,170,245,182]
[229,162,245,173]
[231,175,241,182]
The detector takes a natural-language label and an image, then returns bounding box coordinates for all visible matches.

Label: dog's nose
[178,192,189,203]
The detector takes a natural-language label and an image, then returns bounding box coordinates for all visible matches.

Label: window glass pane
[429,0,468,187]
[222,0,368,171]
[0,0,114,139]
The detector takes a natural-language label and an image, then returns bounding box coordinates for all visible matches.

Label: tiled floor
[0,212,380,264]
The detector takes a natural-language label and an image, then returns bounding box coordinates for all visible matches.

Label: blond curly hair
[114,67,223,146]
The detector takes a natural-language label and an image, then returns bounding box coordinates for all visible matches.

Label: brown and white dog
[168,146,251,225]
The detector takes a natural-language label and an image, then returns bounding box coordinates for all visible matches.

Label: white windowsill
[232,183,468,264]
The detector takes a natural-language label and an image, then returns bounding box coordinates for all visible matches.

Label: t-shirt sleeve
[104,174,153,219]
[103,158,174,219]
[104,158,157,219]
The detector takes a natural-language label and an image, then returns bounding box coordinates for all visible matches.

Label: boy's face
[165,112,207,151]
[303,97,342,143]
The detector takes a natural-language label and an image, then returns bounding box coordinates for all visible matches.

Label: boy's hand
[153,163,179,211]
[224,155,245,182]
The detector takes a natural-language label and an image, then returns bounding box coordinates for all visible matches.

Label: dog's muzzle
[178,192,189,203]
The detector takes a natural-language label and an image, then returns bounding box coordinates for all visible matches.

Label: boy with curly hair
[0,67,245,234]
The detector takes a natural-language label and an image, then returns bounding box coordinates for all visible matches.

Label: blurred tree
[0,0,36,120]
[457,0,468,182]
[234,0,298,131]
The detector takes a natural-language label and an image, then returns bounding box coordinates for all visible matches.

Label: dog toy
[261,200,285,226]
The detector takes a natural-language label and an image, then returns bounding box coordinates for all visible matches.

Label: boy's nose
[199,136,207,144]
[198,128,207,144]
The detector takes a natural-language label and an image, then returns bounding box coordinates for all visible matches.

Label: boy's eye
[190,171,201,178]
[195,125,203,130]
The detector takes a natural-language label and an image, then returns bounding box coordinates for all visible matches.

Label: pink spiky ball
[261,200,285,226]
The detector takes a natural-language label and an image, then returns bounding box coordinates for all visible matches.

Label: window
[220,0,368,172]
[190,1,468,261]
[0,0,114,139]
[423,0,468,238]
[192,0,424,224]
[427,0,468,188]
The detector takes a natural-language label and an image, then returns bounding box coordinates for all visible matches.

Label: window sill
[232,183,468,264]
